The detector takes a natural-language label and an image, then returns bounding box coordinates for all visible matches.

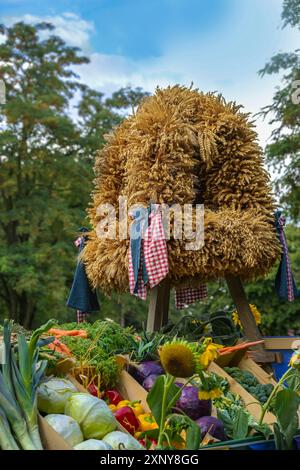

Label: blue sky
[1,0,299,145]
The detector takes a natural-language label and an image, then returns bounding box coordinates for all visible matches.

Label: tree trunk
[21,292,36,329]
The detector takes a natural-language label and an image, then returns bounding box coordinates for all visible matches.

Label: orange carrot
[48,328,88,338]
[48,339,72,357]
[219,340,264,355]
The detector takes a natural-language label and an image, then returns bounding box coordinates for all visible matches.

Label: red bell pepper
[87,383,99,397]
[139,437,157,449]
[114,406,140,435]
[105,389,123,406]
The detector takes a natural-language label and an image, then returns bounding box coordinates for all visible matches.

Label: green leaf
[286,369,300,393]
[274,389,300,431]
[146,375,181,425]
[17,334,30,390]
[185,417,201,450]
[251,421,272,440]
[147,375,165,424]
[273,422,287,450]
[232,407,249,440]
[217,409,233,438]
[274,389,300,449]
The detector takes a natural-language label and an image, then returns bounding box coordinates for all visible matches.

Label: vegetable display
[46,320,136,389]
[1,318,299,451]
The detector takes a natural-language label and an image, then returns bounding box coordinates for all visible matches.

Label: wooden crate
[208,361,276,425]
[39,369,139,450]
[237,357,278,386]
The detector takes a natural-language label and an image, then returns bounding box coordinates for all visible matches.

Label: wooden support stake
[147,278,171,332]
[225,274,277,363]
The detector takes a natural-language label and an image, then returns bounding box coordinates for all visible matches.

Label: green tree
[259,0,300,221]
[0,21,146,328]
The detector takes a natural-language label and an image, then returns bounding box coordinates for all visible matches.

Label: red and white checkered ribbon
[129,205,168,299]
[175,284,207,309]
[76,310,89,323]
[75,236,83,248]
[144,205,169,288]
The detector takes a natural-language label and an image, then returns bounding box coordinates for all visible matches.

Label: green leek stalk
[0,388,36,450]
[1,319,56,450]
[0,408,19,450]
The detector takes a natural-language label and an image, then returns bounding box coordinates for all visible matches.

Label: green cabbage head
[65,393,117,439]
[45,414,83,447]
[37,378,77,414]
[103,431,143,450]
[74,439,112,450]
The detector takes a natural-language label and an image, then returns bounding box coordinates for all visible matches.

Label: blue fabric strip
[130,207,149,293]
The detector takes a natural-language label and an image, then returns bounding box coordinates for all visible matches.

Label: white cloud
[1,12,94,51]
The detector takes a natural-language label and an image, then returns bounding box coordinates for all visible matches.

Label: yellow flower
[159,339,198,378]
[198,388,223,400]
[289,352,300,370]
[232,304,262,329]
[198,339,223,369]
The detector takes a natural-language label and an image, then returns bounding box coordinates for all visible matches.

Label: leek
[0,319,56,450]
[0,407,19,450]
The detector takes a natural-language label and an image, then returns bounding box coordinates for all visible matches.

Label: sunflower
[232,304,262,329]
[198,338,223,369]
[289,352,300,370]
[159,339,198,378]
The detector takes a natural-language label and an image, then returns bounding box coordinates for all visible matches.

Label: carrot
[48,328,88,338]
[48,339,72,357]
[219,340,264,355]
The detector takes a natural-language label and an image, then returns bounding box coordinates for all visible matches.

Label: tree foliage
[259,0,300,221]
[0,22,146,328]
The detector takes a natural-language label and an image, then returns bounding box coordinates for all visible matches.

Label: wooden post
[225,274,277,363]
[146,278,171,332]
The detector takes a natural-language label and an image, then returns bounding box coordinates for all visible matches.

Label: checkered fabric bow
[129,205,169,299]
[128,204,207,309]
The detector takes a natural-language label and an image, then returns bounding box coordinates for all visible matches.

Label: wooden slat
[208,362,276,425]
[118,370,150,413]
[264,337,300,351]
[225,275,277,363]
[147,277,171,332]
[238,357,278,386]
